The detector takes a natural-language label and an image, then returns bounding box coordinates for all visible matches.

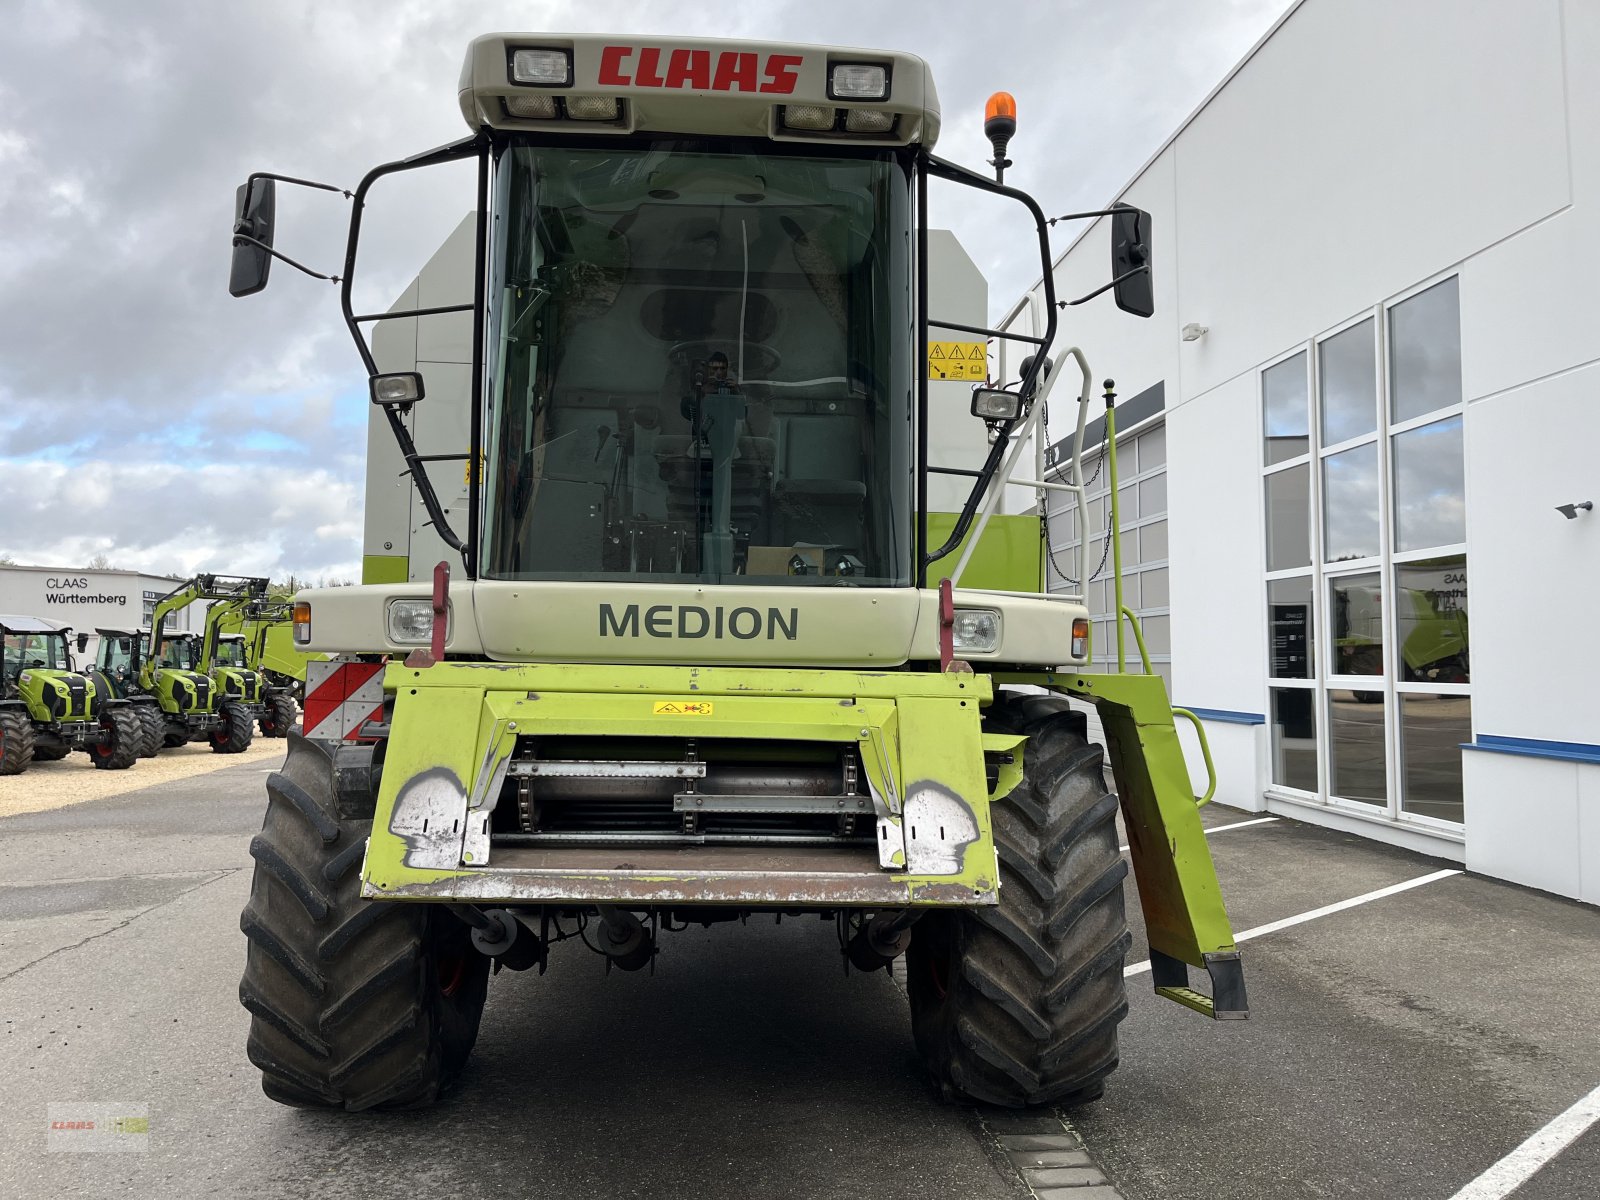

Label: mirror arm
[1058,265,1149,309]
[230,234,341,284]
[1047,206,1138,226]
[246,171,353,200]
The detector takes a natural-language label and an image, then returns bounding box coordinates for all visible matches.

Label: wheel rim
[437,951,467,998]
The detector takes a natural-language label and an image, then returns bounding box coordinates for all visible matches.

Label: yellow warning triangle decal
[929,344,946,358]
[966,344,985,360]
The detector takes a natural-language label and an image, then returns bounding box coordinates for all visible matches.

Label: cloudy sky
[0,0,1291,582]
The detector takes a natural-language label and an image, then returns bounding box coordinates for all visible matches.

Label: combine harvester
[228,33,1245,1112]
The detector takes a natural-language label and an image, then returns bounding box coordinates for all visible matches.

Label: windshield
[4,632,68,679]
[483,138,913,586]
[159,637,199,671]
[216,639,247,668]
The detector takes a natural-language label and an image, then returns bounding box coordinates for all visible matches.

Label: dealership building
[1004,0,1599,903]
[0,565,204,663]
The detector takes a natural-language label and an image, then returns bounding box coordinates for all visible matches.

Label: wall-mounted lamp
[1181,323,1209,342]
[1556,500,1593,519]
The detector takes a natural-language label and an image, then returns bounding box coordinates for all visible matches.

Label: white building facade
[0,566,203,662]
[1008,0,1600,903]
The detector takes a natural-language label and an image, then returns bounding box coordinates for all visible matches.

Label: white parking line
[1124,868,1462,977]
[1447,1082,1600,1199]
[1119,815,1279,853]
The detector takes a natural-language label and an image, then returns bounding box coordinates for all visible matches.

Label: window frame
[1259,270,1470,831]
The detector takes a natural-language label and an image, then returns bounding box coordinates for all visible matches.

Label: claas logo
[599,46,803,94]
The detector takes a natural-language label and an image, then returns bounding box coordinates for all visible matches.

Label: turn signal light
[1071,617,1089,661]
[292,602,312,646]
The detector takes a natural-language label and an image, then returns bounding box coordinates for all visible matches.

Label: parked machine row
[0,575,308,776]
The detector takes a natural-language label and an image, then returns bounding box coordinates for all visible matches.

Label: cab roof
[0,614,66,635]
[458,33,939,149]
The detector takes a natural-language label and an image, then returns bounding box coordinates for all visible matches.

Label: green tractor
[1,614,143,775]
[212,598,301,737]
[227,34,1246,1113]
[89,575,263,754]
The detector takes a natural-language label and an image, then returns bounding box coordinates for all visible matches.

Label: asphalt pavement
[2,753,1598,1199]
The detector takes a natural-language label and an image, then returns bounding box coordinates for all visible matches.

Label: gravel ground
[0,737,286,818]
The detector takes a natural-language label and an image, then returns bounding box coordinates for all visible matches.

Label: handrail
[1171,708,1218,807]
[1118,605,1153,675]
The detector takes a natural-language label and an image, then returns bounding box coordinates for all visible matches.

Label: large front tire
[239,733,489,1110]
[210,700,255,754]
[907,693,1130,1108]
[259,694,297,739]
[0,710,36,775]
[89,705,141,770]
[134,705,164,758]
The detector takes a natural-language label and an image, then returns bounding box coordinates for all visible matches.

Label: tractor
[227,34,1246,1113]
[89,575,262,754]
[213,598,303,736]
[193,578,286,738]
[1,614,143,774]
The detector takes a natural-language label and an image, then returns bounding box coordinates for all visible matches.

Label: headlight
[829,63,889,100]
[951,608,1001,654]
[387,599,447,645]
[510,48,571,86]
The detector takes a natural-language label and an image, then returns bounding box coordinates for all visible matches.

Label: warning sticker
[652,700,714,715]
[926,340,988,381]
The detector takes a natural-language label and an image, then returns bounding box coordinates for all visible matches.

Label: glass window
[1268,576,1314,679]
[1395,556,1469,684]
[1263,352,1309,464]
[1141,614,1171,655]
[1138,474,1166,516]
[1270,688,1318,791]
[1390,278,1461,423]
[1392,416,1465,552]
[1399,694,1470,822]
[1330,571,1383,677]
[1323,443,1380,561]
[1329,693,1387,805]
[1139,521,1167,564]
[1141,567,1169,608]
[1138,426,1166,471]
[1266,464,1311,570]
[1319,318,1377,445]
[484,141,912,585]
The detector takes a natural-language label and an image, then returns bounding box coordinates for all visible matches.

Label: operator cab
[1,616,72,683]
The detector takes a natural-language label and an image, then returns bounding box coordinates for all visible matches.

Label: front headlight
[387,599,448,645]
[951,608,1001,654]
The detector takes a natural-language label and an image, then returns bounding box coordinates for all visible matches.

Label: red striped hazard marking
[302,661,386,742]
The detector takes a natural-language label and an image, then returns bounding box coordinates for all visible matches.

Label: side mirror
[971,388,1023,421]
[76,633,89,653]
[229,176,276,298]
[1110,204,1153,318]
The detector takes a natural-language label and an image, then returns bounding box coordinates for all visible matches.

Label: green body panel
[151,668,216,715]
[362,661,1006,907]
[213,665,264,705]
[362,554,411,585]
[925,512,1043,592]
[993,668,1238,973]
[16,669,95,723]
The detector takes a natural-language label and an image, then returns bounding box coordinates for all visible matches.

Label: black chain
[1039,398,1111,588]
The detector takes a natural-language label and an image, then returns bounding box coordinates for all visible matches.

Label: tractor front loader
[227,33,1246,1114]
[1,615,142,774]
[195,580,283,742]
[214,598,302,737]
